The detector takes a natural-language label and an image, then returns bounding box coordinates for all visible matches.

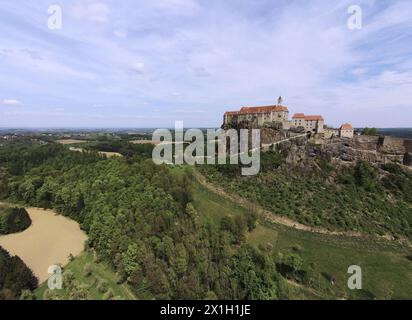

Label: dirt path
[193,169,411,246]
[285,279,329,300]
[0,207,87,283]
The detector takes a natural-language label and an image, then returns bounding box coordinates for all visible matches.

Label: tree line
[0,205,32,235]
[0,247,38,300]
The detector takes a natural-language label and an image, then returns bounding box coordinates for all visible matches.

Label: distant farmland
[56,139,88,145]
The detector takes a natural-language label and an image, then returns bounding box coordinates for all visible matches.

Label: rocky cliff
[278,135,412,167]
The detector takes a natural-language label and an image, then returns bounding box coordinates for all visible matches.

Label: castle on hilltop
[223,97,354,139]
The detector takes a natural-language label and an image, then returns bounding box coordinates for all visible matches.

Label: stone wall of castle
[379,136,406,154]
[404,139,412,153]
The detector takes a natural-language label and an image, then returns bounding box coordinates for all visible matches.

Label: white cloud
[69,2,111,23]
[0,99,22,106]
[175,109,205,114]
[113,29,128,39]
[129,62,145,74]
[0,47,95,80]
[351,68,367,76]
[149,0,200,15]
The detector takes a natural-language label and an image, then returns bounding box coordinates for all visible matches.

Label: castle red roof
[239,105,289,114]
[304,115,324,121]
[340,123,353,130]
[292,113,305,119]
[224,105,289,116]
[292,113,324,121]
[224,111,240,116]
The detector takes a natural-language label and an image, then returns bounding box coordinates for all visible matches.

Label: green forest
[0,247,38,300]
[0,205,32,235]
[0,141,296,300]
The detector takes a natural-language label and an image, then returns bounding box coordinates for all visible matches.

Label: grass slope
[35,251,137,300]
[191,179,412,300]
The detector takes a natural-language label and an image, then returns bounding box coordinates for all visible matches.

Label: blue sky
[0,0,411,128]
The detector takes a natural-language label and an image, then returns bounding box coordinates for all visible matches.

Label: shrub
[43,289,61,300]
[19,289,36,300]
[96,278,109,293]
[102,288,115,300]
[83,263,93,277]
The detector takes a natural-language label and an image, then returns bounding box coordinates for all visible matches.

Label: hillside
[190,180,412,299]
[198,140,412,241]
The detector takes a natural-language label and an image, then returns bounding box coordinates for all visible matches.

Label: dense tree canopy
[0,205,32,235]
[0,142,289,299]
[362,127,379,136]
[0,247,38,300]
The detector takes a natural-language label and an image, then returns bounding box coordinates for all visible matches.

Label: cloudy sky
[0,0,411,128]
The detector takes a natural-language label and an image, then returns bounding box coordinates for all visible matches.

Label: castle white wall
[340,129,354,139]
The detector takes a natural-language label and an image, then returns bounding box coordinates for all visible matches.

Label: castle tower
[277,96,283,106]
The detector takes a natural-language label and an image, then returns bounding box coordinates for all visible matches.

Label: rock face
[404,152,412,166]
[352,136,380,150]
[278,136,411,167]
[404,140,412,153]
[378,136,406,155]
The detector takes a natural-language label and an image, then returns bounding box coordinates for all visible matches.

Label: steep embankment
[193,169,411,246]
[191,173,412,300]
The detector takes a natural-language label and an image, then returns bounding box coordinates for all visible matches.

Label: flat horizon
[1,126,412,130]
